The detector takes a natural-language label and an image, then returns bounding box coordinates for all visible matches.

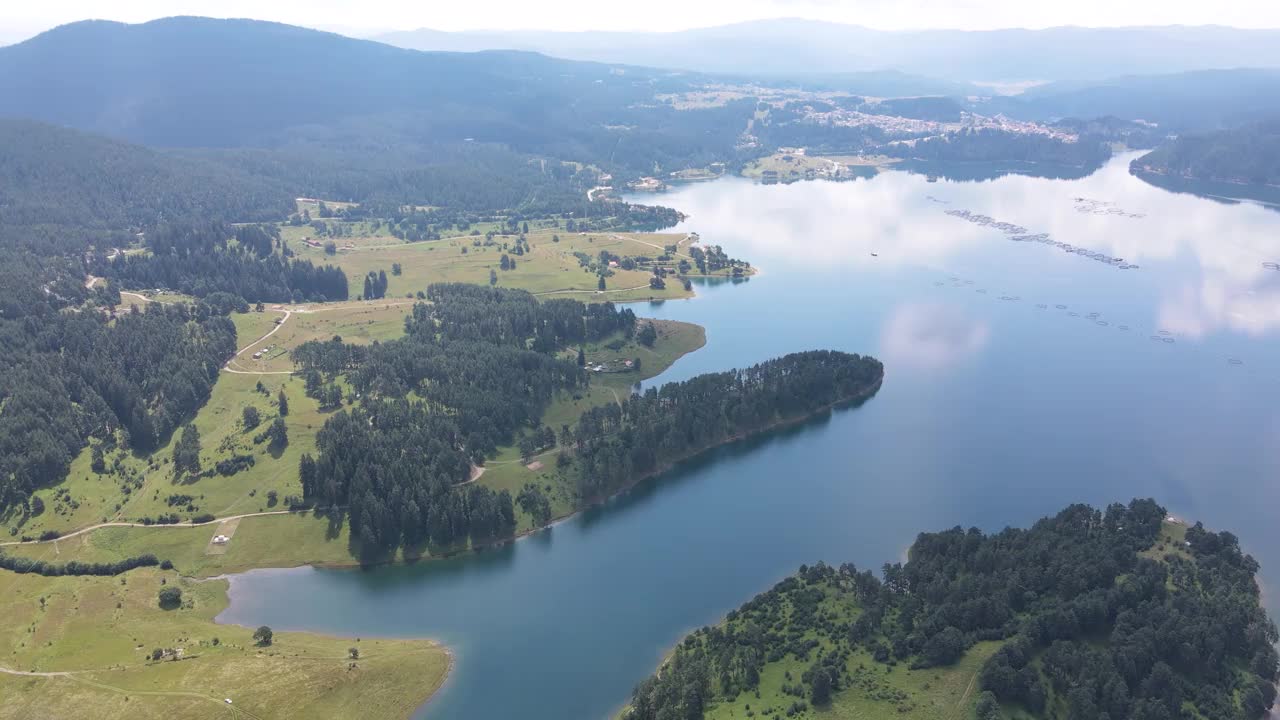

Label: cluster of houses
[251,344,277,361]
[626,177,667,192]
[587,359,635,373]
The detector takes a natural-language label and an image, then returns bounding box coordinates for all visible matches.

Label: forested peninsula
[624,500,1278,720]
[569,350,883,502]
[1133,120,1280,186]
[294,284,884,558]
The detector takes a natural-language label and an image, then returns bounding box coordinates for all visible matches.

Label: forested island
[624,500,1278,720]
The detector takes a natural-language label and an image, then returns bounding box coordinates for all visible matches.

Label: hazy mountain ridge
[376,19,1280,83]
[985,69,1280,132]
[0,16,714,148]
[0,17,763,178]
[1134,120,1280,185]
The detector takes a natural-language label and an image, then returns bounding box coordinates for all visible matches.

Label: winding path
[0,668,264,719]
[223,309,292,374]
[0,509,307,548]
[119,291,178,305]
[0,667,72,677]
[609,233,695,261]
[534,284,653,297]
[221,300,418,375]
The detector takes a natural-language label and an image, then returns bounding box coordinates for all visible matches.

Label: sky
[3,0,1279,45]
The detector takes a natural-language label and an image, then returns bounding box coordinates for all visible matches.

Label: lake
[218,154,1280,719]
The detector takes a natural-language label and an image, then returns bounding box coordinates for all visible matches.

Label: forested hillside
[294,285,627,554]
[1133,120,1280,186]
[987,69,1280,133]
[624,500,1278,720]
[0,119,292,253]
[0,17,756,179]
[0,278,237,517]
[99,223,350,302]
[884,128,1113,168]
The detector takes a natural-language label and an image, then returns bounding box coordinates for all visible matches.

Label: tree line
[98,222,349,303]
[566,351,883,499]
[0,551,166,577]
[883,127,1113,168]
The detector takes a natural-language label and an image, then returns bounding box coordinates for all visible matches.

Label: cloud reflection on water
[657,154,1280,341]
[880,302,990,373]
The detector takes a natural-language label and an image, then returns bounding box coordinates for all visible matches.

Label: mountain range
[375,20,1280,84]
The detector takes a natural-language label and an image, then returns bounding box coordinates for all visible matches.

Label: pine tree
[172,424,201,476]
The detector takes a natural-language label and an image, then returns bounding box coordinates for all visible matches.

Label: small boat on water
[870,252,878,257]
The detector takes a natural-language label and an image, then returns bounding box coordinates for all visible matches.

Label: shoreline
[212,371,885,577]
[191,372,883,578]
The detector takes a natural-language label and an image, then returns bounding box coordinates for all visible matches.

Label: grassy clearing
[621,576,997,720]
[5,512,356,578]
[0,567,448,719]
[743,152,845,179]
[702,641,997,720]
[226,302,414,374]
[702,581,995,720]
[7,371,324,539]
[479,319,706,529]
[117,290,199,309]
[818,154,901,168]
[1139,520,1191,564]
[742,152,884,182]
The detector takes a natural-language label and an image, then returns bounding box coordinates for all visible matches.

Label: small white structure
[212,534,229,545]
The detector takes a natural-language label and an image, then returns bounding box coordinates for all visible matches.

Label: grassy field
[6,370,323,540]
[742,152,887,181]
[4,216,719,572]
[286,230,698,301]
[226,301,415,374]
[743,152,846,179]
[5,318,706,573]
[4,512,358,578]
[0,567,448,719]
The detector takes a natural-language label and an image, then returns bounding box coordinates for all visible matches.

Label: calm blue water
[218,155,1280,719]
